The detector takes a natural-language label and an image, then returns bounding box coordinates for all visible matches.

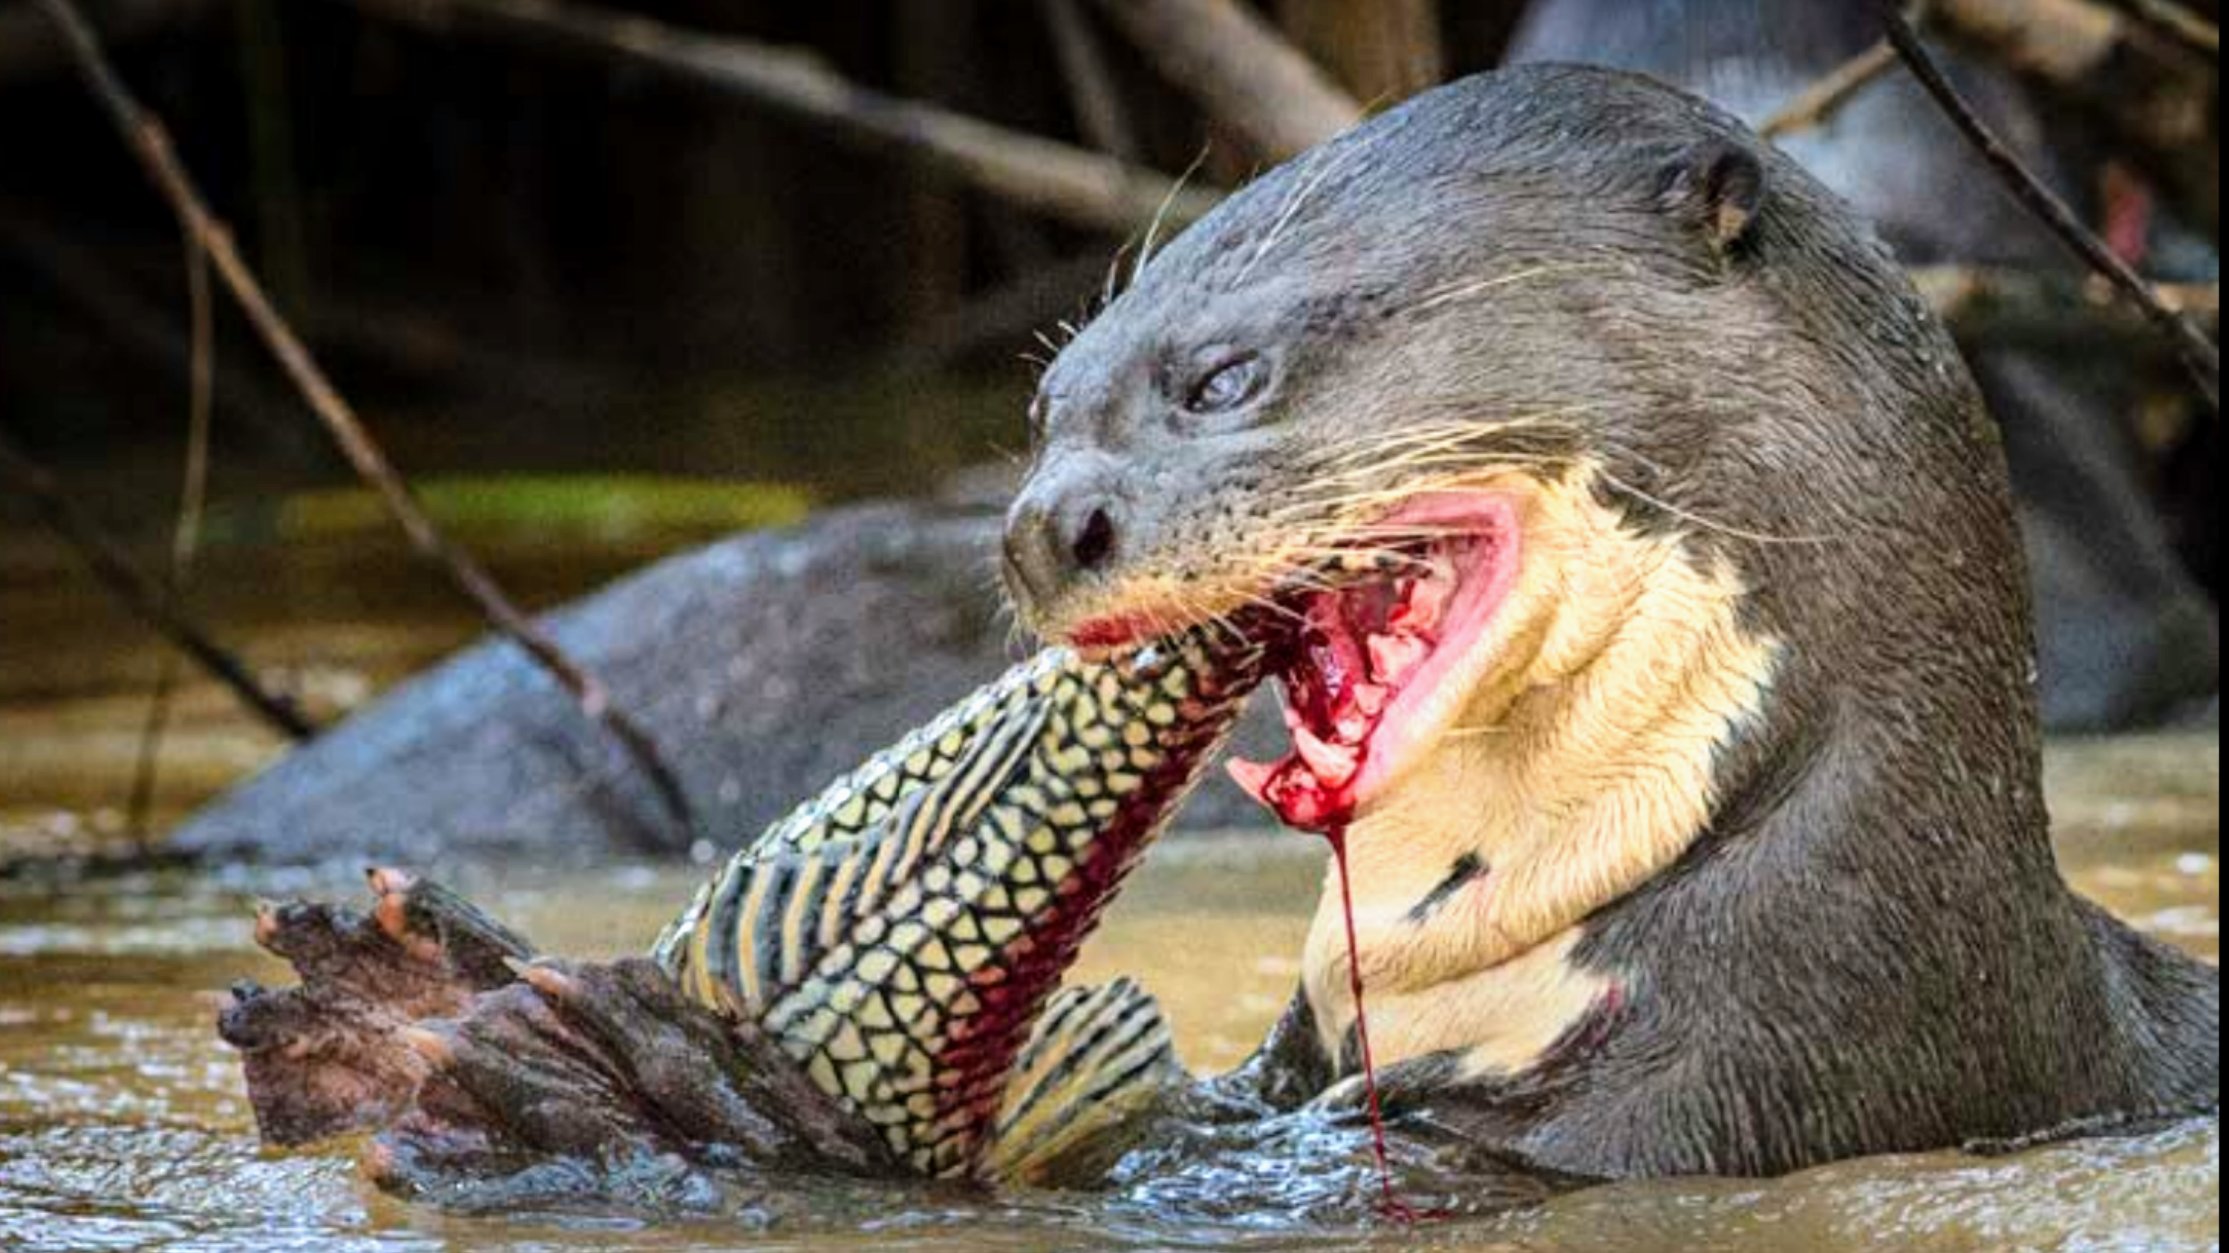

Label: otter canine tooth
[1294,726,1361,788]
[1367,633,1431,686]
[1352,682,1391,718]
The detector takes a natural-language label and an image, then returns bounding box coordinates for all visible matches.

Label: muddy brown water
[0,528,2218,1251]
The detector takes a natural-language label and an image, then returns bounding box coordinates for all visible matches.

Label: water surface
[0,816,2216,1253]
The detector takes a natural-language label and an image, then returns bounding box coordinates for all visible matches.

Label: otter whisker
[1290,444,1579,486]
[1237,137,1365,286]
[1269,460,1574,522]
[1403,259,1629,316]
[1298,414,1594,474]
[1135,144,1214,291]
[1289,449,1571,491]
[1275,540,1448,570]
[1100,241,1136,312]
[1593,468,1842,547]
[1301,415,1563,462]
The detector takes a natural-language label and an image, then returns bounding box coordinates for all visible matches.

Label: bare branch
[126,218,219,843]
[1275,0,1445,105]
[34,0,701,847]
[1761,40,1899,140]
[1044,0,1142,161]
[1915,265,2220,348]
[1882,3,2220,411]
[1926,0,2219,233]
[0,425,317,743]
[325,0,1220,235]
[1092,0,1363,160]
[2112,0,2221,57]
[0,0,206,85]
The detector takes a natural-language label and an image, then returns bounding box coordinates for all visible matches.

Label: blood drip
[1224,536,1477,1222]
[1323,821,1428,1224]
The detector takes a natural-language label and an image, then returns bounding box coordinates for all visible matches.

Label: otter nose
[1003,483,1121,619]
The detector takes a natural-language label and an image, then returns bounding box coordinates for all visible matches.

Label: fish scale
[652,626,1266,1178]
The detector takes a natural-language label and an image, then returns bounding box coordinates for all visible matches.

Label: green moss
[210,477,814,548]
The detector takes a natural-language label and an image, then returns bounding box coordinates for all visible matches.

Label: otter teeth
[1293,726,1361,788]
[1392,574,1453,635]
[1367,633,1430,686]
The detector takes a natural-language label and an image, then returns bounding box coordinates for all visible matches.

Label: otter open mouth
[1230,494,1523,832]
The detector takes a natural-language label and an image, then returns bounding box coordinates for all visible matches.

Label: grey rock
[171,501,1285,866]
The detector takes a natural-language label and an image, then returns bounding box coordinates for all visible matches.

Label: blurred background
[0,0,2219,864]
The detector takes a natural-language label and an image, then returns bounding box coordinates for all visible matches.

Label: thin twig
[326,0,1221,235]
[1760,40,1899,140]
[0,0,207,85]
[1914,264,2220,348]
[1044,0,1142,161]
[1881,2,2221,411]
[2118,0,2221,56]
[126,219,218,844]
[1091,0,1362,161]
[34,0,700,847]
[1927,0,2218,235]
[0,423,317,742]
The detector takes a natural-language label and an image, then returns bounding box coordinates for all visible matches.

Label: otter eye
[1183,354,1267,415]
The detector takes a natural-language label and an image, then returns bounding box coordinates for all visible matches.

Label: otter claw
[252,902,283,949]
[518,963,581,1002]
[366,866,418,895]
[400,1024,457,1066]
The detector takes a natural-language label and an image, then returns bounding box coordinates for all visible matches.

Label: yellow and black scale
[652,627,1267,1180]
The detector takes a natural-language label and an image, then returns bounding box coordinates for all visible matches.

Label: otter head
[1006,67,2044,1078]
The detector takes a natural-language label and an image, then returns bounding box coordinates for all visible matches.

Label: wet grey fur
[1507,0,2219,731]
[1022,64,2219,1185]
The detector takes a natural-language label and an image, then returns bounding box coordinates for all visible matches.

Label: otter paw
[368,958,889,1202]
[217,868,536,1147]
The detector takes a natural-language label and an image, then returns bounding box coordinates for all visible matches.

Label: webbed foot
[218,868,531,1146]
[219,869,889,1206]
[369,955,890,1204]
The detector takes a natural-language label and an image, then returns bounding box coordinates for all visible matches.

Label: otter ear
[1658,140,1767,255]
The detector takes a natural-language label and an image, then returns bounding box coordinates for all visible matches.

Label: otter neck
[1301,485,1781,1076]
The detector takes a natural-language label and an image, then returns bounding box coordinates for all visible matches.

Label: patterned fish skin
[654,626,1266,1179]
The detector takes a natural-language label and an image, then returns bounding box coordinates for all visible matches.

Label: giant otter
[1004,62,2219,1178]
[226,65,2218,1220]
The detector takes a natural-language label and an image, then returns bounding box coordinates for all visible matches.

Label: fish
[651,625,1267,1179]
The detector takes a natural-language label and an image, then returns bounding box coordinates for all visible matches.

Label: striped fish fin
[715,688,1051,1014]
[985,978,1185,1187]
